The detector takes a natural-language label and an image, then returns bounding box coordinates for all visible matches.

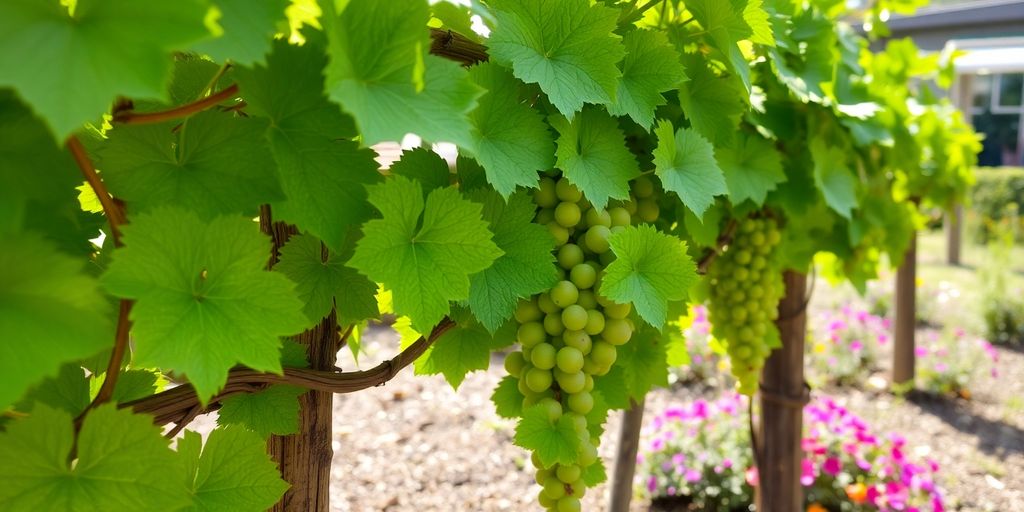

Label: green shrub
[979,217,1024,345]
[968,167,1024,242]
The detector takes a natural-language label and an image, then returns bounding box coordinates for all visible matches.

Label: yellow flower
[813,342,827,354]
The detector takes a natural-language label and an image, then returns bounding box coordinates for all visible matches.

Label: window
[968,72,1024,166]
[998,73,1023,107]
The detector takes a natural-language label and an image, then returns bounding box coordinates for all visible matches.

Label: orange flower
[806,503,828,512]
[846,482,868,504]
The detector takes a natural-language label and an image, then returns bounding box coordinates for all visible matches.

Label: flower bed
[638,394,947,511]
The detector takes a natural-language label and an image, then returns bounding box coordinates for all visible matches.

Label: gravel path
[326,326,1024,511]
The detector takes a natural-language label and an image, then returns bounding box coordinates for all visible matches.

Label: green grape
[561,305,588,331]
[531,343,557,370]
[538,293,560,314]
[556,464,581,483]
[598,250,616,267]
[544,313,565,336]
[557,244,585,270]
[514,298,542,323]
[555,178,583,202]
[535,208,555,225]
[542,477,567,500]
[533,452,549,471]
[537,397,563,421]
[584,207,611,228]
[602,318,633,345]
[525,368,553,393]
[707,216,783,395]
[578,441,598,466]
[622,197,638,215]
[535,177,559,208]
[538,491,556,509]
[504,351,526,375]
[567,391,594,414]
[548,222,570,246]
[555,346,584,373]
[555,202,582,228]
[518,322,546,348]
[555,369,586,393]
[632,176,655,198]
[608,206,631,227]
[569,263,596,290]
[584,225,612,254]
[589,340,617,367]
[583,374,594,392]
[637,198,659,222]
[550,280,579,308]
[565,412,587,433]
[584,310,605,335]
[576,289,598,310]
[563,330,592,354]
[603,301,631,319]
[557,497,581,512]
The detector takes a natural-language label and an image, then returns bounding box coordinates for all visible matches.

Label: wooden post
[893,233,917,386]
[262,208,338,512]
[608,398,645,512]
[946,205,962,266]
[755,271,808,512]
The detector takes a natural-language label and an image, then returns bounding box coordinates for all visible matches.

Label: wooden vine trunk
[946,206,962,266]
[755,270,808,512]
[893,233,917,386]
[261,208,338,512]
[608,398,645,512]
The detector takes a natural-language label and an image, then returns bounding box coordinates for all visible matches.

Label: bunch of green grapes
[706,216,783,395]
[501,175,657,511]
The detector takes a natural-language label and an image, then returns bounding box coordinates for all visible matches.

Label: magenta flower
[822,457,842,476]
[685,469,701,482]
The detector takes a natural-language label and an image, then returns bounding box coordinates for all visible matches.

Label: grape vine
[0,0,978,510]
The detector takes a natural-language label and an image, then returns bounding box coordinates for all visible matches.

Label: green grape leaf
[217,384,308,438]
[514,404,582,467]
[98,369,165,404]
[98,110,282,217]
[678,57,747,146]
[101,207,308,402]
[744,0,774,46]
[468,190,559,333]
[323,0,481,145]
[651,121,728,218]
[0,92,82,234]
[168,56,223,105]
[716,134,786,206]
[488,0,624,117]
[456,154,490,192]
[349,177,502,332]
[811,140,859,219]
[415,319,508,389]
[179,427,289,511]
[491,375,525,419]
[275,233,379,329]
[601,225,698,328]
[16,363,89,416]
[465,62,554,197]
[389,148,452,193]
[0,404,189,511]
[551,107,640,210]
[280,338,311,368]
[592,364,631,410]
[0,0,211,140]
[618,324,669,400]
[0,234,113,410]
[582,458,608,486]
[234,38,380,252]
[607,30,687,129]
[192,0,289,65]
[585,391,610,438]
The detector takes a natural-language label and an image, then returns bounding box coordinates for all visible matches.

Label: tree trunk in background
[261,207,338,512]
[946,205,962,266]
[893,233,917,386]
[755,271,808,512]
[609,398,645,512]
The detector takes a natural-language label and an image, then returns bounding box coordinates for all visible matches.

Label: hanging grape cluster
[503,175,658,511]
[706,216,783,395]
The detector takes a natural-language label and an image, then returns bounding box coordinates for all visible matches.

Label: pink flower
[685,469,701,482]
[822,457,842,476]
[646,475,657,492]
[851,339,864,351]
[800,458,816,486]
[745,466,759,486]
